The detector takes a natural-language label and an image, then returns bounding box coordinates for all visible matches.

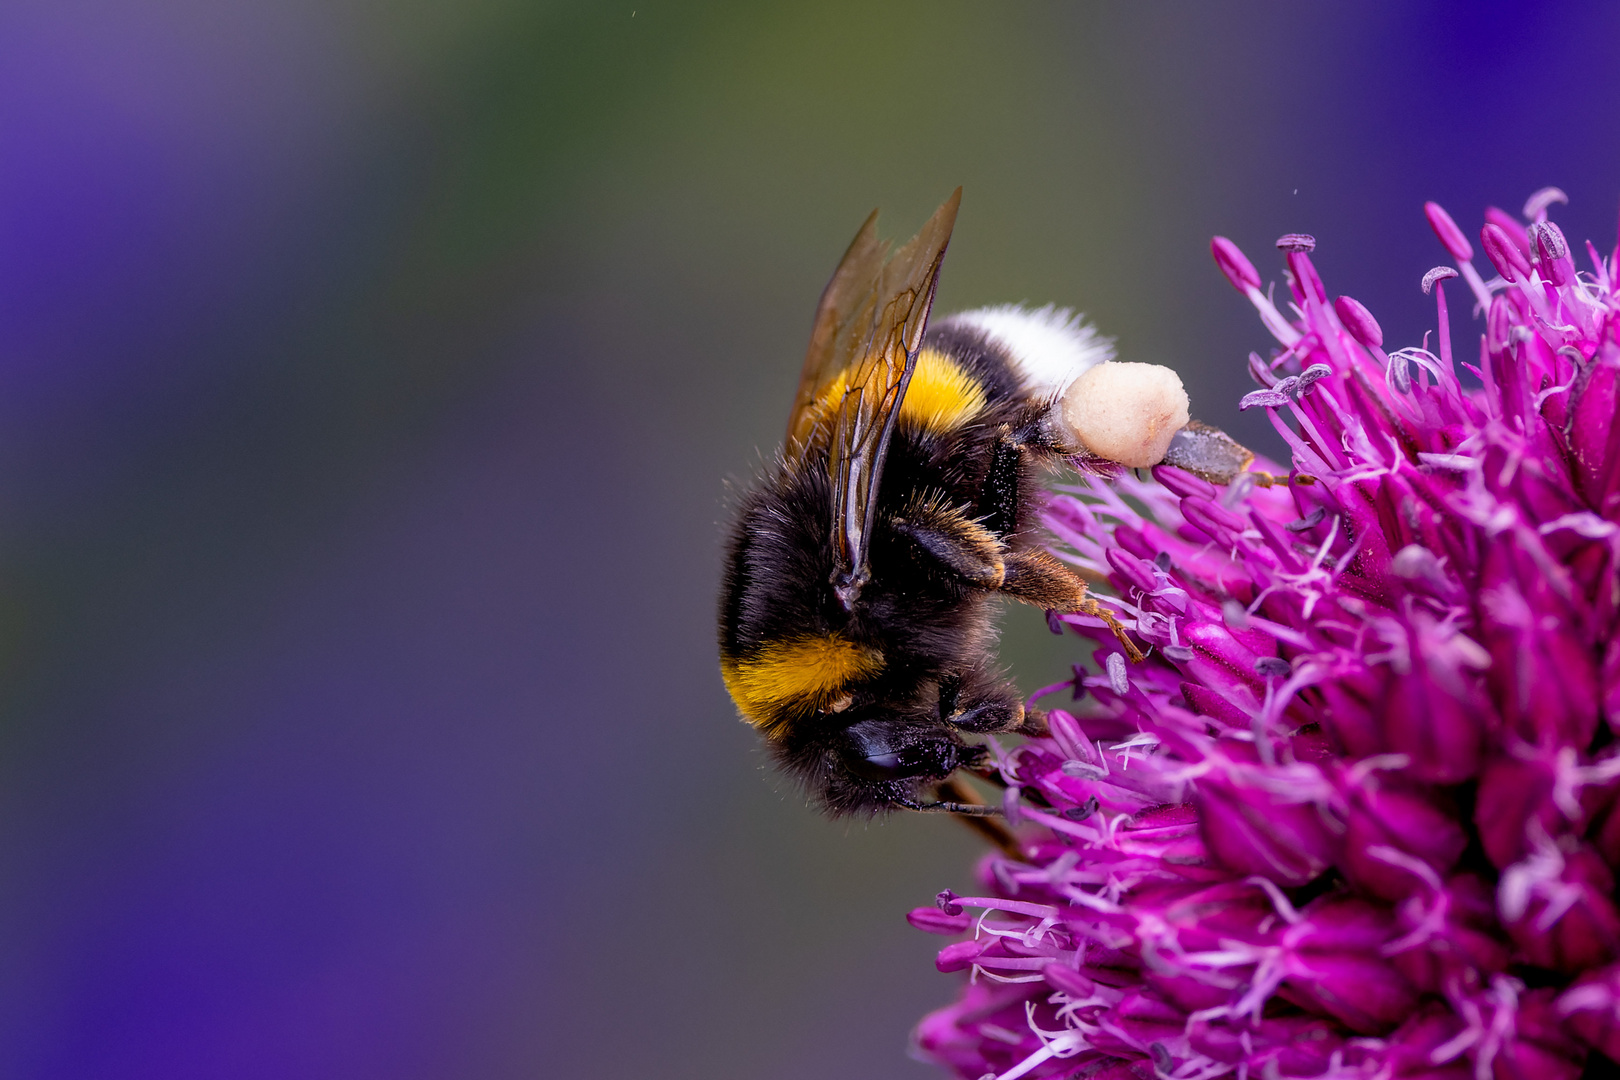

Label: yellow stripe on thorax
[808,349,987,435]
[721,634,883,732]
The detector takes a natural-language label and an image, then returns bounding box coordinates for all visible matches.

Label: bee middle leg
[981,439,1146,662]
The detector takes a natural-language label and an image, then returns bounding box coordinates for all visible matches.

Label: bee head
[773,711,985,816]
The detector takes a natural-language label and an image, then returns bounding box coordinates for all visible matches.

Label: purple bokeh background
[0,3,1616,1077]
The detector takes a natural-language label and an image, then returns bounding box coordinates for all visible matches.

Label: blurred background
[0,1,1616,1076]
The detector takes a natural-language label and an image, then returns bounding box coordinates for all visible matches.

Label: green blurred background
[1,1,1616,1076]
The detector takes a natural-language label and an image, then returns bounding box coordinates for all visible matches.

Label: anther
[1063,795,1100,821]
[936,889,963,915]
[1523,186,1569,221]
[1240,384,1294,411]
[1286,507,1328,533]
[1106,653,1129,695]
[1276,233,1316,253]
[1388,351,1412,394]
[1248,351,1276,388]
[1255,656,1291,679]
[1291,363,1332,398]
[1481,223,1531,282]
[1333,295,1383,348]
[1424,201,1473,261]
[1529,220,1573,286]
[1211,236,1261,292]
[1222,599,1251,629]
[1422,266,1458,295]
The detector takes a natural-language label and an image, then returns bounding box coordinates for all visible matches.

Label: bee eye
[854,751,908,780]
[840,720,959,782]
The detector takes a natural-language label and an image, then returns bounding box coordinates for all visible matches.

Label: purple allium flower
[909,191,1620,1079]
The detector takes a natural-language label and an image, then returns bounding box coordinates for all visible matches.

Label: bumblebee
[719,191,1243,816]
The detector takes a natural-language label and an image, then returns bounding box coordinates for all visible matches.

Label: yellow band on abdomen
[721,634,883,731]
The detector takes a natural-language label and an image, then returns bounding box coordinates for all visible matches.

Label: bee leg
[1015,706,1049,737]
[940,666,1025,733]
[1078,596,1147,663]
[981,427,1026,537]
[892,498,1005,588]
[1000,550,1146,662]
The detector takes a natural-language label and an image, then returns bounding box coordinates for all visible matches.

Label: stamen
[1422,266,1457,295]
[1523,186,1568,221]
[1063,795,1100,822]
[1105,653,1128,695]
[1254,657,1290,679]
[1529,220,1574,286]
[1286,507,1326,533]
[1276,233,1316,253]
[1387,350,1412,394]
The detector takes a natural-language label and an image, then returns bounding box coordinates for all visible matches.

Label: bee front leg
[939,666,1025,734]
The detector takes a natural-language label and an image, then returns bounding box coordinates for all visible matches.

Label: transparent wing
[784,190,961,608]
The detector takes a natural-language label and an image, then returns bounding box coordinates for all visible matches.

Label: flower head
[910,190,1620,1079]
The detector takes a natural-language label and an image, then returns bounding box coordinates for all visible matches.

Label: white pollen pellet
[1060,361,1191,467]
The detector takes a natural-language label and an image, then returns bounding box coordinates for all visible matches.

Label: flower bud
[1474,749,1606,869]
[1482,222,1532,282]
[1179,496,1247,547]
[908,906,973,934]
[1189,1015,1345,1076]
[1150,465,1216,501]
[1560,962,1620,1061]
[1485,205,1532,254]
[1333,295,1383,348]
[934,939,983,973]
[1494,988,1588,1080]
[1105,546,1160,595]
[1197,759,1338,886]
[1387,873,1512,992]
[1096,989,1185,1055]
[1380,644,1490,784]
[1339,774,1466,899]
[1041,962,1095,999]
[1210,236,1260,292]
[1280,898,1419,1034]
[1500,841,1620,973]
[1380,1005,1468,1077]
[1479,546,1599,750]
[1424,201,1473,260]
[1568,346,1620,510]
